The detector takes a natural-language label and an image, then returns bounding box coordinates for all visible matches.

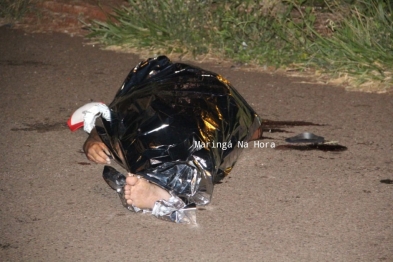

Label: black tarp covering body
[97,56,261,209]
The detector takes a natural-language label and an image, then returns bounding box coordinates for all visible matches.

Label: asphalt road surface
[1,26,392,261]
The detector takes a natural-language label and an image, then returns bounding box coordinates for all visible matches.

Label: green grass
[0,0,32,19]
[88,0,393,91]
[302,1,393,87]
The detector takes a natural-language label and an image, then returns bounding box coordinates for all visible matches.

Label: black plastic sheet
[96,56,261,221]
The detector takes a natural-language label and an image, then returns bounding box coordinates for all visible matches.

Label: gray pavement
[0,27,392,261]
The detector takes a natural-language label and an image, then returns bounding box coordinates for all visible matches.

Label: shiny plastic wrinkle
[98,56,261,208]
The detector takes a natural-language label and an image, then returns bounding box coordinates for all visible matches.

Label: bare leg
[124,175,171,210]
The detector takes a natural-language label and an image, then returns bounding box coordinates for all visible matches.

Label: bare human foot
[124,175,171,210]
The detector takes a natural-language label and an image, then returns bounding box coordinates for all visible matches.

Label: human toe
[126,176,139,186]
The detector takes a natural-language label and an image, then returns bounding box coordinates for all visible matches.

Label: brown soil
[13,0,128,36]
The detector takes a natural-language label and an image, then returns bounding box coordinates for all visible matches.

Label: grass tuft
[0,0,32,19]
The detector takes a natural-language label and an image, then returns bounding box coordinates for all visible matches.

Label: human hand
[83,128,111,164]
[84,140,111,164]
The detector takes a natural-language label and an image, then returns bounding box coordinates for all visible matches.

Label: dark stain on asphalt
[261,119,346,152]
[275,144,347,152]
[11,122,66,133]
[380,179,393,184]
[0,243,18,250]
[262,119,323,127]
[78,162,91,165]
[262,119,323,133]
[0,60,48,66]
